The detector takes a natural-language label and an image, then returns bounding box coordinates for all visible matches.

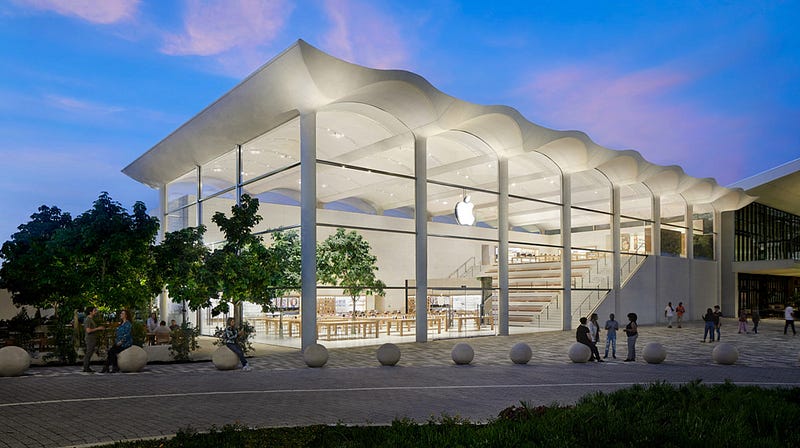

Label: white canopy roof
[123,40,753,213]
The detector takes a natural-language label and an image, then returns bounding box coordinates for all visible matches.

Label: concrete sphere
[212,345,239,370]
[451,343,474,365]
[117,346,147,373]
[303,343,329,368]
[568,343,592,363]
[509,342,533,364]
[0,346,30,377]
[643,342,667,364]
[712,343,739,365]
[376,343,401,366]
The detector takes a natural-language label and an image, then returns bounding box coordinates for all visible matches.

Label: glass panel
[166,168,197,213]
[619,183,652,221]
[661,224,686,257]
[200,192,238,249]
[242,166,301,234]
[165,204,196,233]
[508,152,561,204]
[241,118,301,181]
[316,164,415,223]
[692,203,715,260]
[201,148,237,198]
[427,183,498,239]
[571,169,611,213]
[660,194,686,227]
[620,217,650,254]
[508,198,562,241]
[571,208,612,251]
[427,132,498,192]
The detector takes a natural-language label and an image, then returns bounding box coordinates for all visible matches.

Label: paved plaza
[1,318,799,447]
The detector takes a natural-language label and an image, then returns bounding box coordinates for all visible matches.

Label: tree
[203,194,274,320]
[69,192,160,311]
[154,226,210,316]
[265,230,301,299]
[0,205,79,310]
[318,228,385,317]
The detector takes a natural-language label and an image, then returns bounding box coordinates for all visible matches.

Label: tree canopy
[318,228,385,316]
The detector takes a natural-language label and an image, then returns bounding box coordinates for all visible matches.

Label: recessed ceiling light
[249,149,261,155]
[212,167,222,172]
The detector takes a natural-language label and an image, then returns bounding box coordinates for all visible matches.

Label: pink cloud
[516,63,753,184]
[162,0,293,57]
[321,0,409,69]
[17,0,139,24]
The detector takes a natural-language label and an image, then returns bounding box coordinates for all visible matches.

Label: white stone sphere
[451,343,475,365]
[568,343,592,363]
[117,346,147,373]
[376,343,401,366]
[303,343,329,368]
[509,342,532,364]
[0,346,31,377]
[212,345,239,370]
[712,343,739,365]
[643,342,667,364]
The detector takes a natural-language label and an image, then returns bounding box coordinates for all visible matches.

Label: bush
[213,320,255,355]
[169,322,200,361]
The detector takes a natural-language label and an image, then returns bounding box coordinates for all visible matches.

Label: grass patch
[105,381,800,447]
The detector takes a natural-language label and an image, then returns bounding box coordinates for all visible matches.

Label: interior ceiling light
[212,167,222,172]
[249,149,261,155]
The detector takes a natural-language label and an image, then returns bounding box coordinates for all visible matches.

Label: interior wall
[693,259,719,318]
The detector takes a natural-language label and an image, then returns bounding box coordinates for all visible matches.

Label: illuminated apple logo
[454,195,475,226]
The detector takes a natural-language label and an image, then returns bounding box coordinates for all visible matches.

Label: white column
[498,158,509,335]
[195,165,202,331]
[652,195,661,323]
[414,135,428,342]
[300,112,318,350]
[612,186,621,319]
[561,172,572,330]
[686,204,693,260]
[158,185,168,323]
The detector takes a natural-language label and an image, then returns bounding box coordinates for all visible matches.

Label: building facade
[124,41,754,349]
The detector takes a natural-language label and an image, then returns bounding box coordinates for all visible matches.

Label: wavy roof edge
[123,39,754,212]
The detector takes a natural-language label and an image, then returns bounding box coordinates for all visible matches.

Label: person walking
[102,310,132,373]
[604,313,619,359]
[784,304,796,335]
[738,309,748,334]
[675,302,686,328]
[82,306,105,373]
[623,313,638,362]
[222,317,253,371]
[664,302,675,328]
[751,309,760,334]
[713,305,723,341]
[576,317,602,362]
[702,308,715,342]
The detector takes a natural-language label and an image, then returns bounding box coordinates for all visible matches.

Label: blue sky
[1,0,799,243]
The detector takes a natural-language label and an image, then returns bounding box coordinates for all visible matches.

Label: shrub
[169,322,200,361]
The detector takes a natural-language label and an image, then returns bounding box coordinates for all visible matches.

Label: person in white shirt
[664,302,675,328]
[784,305,796,335]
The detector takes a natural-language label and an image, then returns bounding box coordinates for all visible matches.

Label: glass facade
[735,202,800,262]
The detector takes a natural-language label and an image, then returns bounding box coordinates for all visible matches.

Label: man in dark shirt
[576,317,602,362]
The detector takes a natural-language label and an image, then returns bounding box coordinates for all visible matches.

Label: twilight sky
[1,0,799,243]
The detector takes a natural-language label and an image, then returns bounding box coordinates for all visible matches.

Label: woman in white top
[784,305,796,335]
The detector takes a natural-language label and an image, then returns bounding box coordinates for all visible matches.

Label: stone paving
[1,318,798,448]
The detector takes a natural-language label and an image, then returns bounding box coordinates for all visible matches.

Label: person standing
[589,313,601,348]
[223,317,253,371]
[576,317,602,362]
[102,310,132,373]
[713,305,723,341]
[738,309,748,334]
[702,308,715,342]
[664,302,675,328]
[624,313,638,362]
[751,309,760,334]
[604,313,619,359]
[82,306,105,373]
[784,304,796,335]
[675,302,686,328]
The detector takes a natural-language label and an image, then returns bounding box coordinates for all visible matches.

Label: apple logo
[454,195,475,226]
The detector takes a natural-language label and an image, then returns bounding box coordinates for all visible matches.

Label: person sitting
[154,320,171,345]
[169,319,179,332]
[576,317,603,362]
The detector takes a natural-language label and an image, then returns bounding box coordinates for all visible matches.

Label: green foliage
[3,308,38,352]
[99,382,800,447]
[154,226,210,311]
[0,206,79,310]
[169,322,200,361]
[265,230,301,298]
[318,228,386,316]
[43,307,78,363]
[131,320,147,347]
[213,320,255,355]
[204,195,275,316]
